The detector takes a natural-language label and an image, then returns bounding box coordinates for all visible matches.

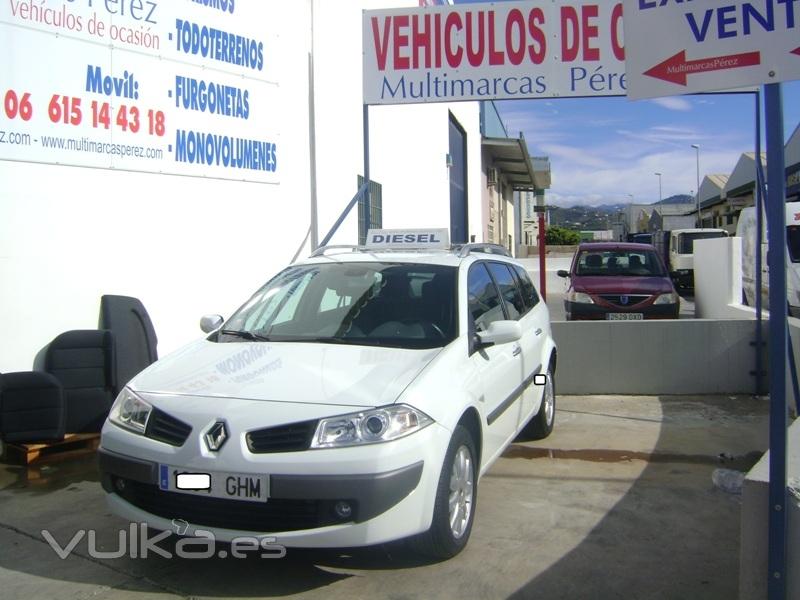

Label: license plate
[607,313,643,320]
[159,465,269,502]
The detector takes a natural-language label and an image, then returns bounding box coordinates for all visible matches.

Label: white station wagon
[99,230,557,558]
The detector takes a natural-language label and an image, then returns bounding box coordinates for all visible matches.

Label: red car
[558,242,680,321]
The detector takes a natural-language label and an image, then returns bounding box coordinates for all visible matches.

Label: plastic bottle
[712,468,745,494]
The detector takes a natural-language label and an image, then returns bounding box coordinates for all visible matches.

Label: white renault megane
[99,230,557,558]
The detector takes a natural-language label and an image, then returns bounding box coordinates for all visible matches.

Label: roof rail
[456,243,511,258]
[308,245,366,258]
[308,243,512,259]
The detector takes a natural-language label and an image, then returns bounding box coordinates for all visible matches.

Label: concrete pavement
[0,395,768,600]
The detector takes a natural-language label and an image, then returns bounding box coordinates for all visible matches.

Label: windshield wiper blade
[220,329,271,342]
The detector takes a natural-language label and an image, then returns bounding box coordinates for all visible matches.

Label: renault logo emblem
[204,421,228,451]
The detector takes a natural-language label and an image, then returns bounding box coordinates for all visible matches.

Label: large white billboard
[1,1,280,183]
[363,0,627,105]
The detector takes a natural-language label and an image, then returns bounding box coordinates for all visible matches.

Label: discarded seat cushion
[45,330,116,434]
[0,371,65,443]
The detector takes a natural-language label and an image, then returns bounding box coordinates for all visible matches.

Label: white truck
[736,203,800,316]
[653,228,728,289]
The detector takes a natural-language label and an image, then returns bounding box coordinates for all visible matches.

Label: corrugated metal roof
[724,153,766,196]
[706,174,729,189]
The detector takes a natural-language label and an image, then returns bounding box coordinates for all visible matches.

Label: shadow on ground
[505,395,766,600]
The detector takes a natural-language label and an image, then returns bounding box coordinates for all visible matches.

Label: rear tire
[412,425,477,559]
[521,365,556,440]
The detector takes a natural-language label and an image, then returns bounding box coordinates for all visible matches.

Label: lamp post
[654,172,662,202]
[691,144,701,227]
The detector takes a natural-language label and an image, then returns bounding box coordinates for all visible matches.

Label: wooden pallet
[0,433,100,466]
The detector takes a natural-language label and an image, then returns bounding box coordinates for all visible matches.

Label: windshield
[575,249,666,277]
[677,231,727,254]
[221,262,458,349]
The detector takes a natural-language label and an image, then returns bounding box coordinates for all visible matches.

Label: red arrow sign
[792,47,800,57]
[644,50,761,86]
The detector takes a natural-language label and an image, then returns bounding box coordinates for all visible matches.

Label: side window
[512,264,540,310]
[487,263,525,320]
[467,263,506,332]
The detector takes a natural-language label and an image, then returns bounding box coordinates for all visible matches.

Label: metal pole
[764,82,788,600]
[755,89,764,396]
[308,1,318,250]
[363,104,371,241]
[655,172,662,202]
[691,144,701,227]
[538,211,547,301]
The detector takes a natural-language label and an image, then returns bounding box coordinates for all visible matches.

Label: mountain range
[549,195,692,230]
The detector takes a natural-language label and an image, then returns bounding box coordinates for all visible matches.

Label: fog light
[114,477,126,491]
[334,501,352,519]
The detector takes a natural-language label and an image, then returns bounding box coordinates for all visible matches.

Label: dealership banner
[0,1,280,183]
[363,0,626,104]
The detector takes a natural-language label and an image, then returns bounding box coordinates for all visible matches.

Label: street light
[691,144,701,227]
[654,172,662,202]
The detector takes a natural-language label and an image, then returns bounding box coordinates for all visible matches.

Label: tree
[545,225,580,245]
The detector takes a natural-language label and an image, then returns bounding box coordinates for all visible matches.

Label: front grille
[145,408,192,446]
[599,294,649,307]
[116,480,348,531]
[246,420,318,453]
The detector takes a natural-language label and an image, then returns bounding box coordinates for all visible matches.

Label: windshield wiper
[220,329,272,342]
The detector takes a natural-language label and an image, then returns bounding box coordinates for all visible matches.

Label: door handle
[512,345,522,357]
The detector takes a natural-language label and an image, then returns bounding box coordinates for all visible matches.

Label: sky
[494,84,800,208]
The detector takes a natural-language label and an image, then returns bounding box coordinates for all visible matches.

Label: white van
[736,203,800,317]
[667,228,728,289]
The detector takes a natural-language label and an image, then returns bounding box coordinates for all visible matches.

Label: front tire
[412,425,477,559]
[522,366,556,440]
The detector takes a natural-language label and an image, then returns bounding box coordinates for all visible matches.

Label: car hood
[572,276,674,295]
[128,339,441,408]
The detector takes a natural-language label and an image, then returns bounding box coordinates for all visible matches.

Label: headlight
[567,290,594,304]
[653,292,679,305]
[108,388,152,435]
[311,404,433,448]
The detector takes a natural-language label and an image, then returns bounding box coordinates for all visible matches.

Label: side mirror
[557,269,570,278]
[200,314,224,333]
[475,320,522,348]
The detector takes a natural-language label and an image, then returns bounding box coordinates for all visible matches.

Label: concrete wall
[694,237,755,320]
[694,235,800,404]
[740,419,800,600]
[551,319,761,395]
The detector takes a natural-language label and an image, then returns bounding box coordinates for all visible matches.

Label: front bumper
[100,447,422,527]
[564,300,679,320]
[99,419,451,547]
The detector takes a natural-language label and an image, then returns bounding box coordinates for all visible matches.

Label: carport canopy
[482,135,551,192]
